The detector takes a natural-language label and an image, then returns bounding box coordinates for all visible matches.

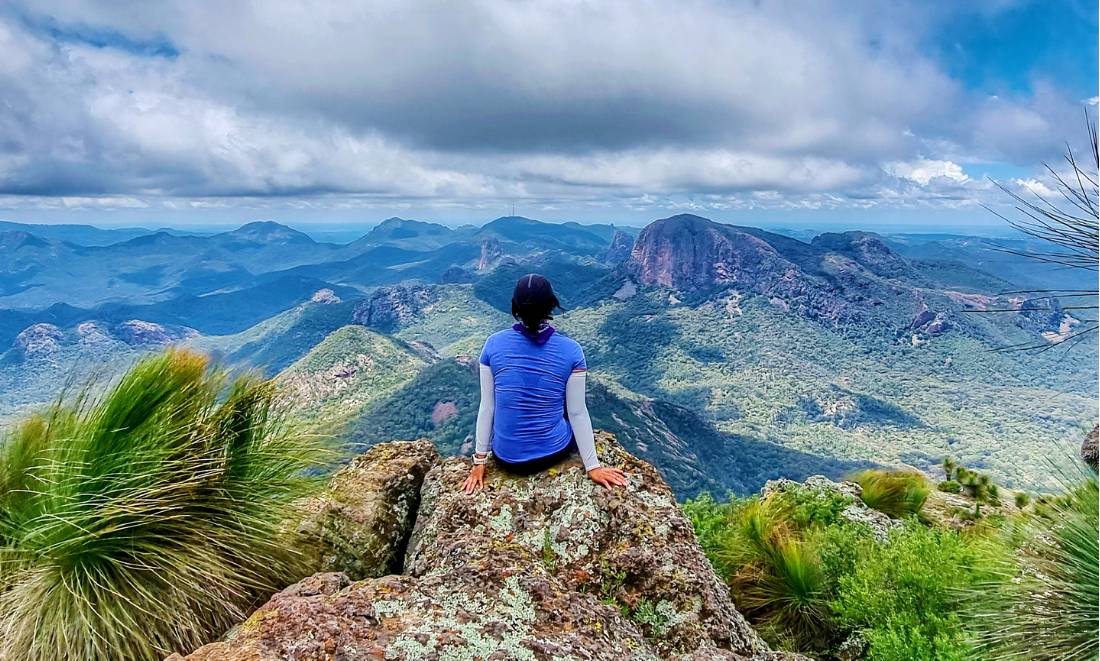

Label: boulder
[762,475,901,543]
[13,323,64,358]
[296,440,439,580]
[352,285,437,332]
[404,431,772,658]
[1082,425,1098,471]
[174,433,798,660]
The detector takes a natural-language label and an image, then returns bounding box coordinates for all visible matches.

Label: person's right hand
[463,464,487,494]
[587,466,628,489]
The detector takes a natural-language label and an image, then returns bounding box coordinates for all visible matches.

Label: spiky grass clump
[968,472,1098,660]
[851,469,930,519]
[712,498,832,650]
[0,349,331,661]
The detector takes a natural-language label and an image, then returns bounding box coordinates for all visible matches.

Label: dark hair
[511,273,561,333]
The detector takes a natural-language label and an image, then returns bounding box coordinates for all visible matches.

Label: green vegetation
[938,479,961,493]
[829,524,1001,661]
[687,463,1100,660]
[278,325,427,424]
[1014,491,1030,508]
[0,349,330,661]
[968,472,1099,660]
[564,293,1096,493]
[541,528,558,574]
[188,296,360,374]
[851,469,929,518]
[942,458,1002,518]
[684,484,847,651]
[629,599,671,636]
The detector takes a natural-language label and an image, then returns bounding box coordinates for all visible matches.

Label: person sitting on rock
[463,273,628,493]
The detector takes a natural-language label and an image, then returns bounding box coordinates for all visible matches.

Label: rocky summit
[171,432,805,660]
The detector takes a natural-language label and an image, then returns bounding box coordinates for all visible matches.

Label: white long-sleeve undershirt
[474,365,600,472]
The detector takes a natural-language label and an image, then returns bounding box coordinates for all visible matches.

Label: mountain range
[0,213,1095,497]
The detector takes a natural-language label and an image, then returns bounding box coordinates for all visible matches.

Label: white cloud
[1013,178,1059,197]
[884,159,969,186]
[61,196,149,209]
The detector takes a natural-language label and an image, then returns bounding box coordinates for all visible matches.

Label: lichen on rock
[762,475,901,543]
[295,439,438,579]
[404,431,772,658]
[173,432,803,661]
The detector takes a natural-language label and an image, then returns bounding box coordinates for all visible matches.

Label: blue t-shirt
[479,328,587,463]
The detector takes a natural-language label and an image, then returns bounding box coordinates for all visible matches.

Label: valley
[0,214,1095,498]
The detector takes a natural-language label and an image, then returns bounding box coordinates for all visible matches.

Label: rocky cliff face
[352,285,438,332]
[621,214,978,336]
[478,236,504,271]
[628,214,795,291]
[604,229,635,264]
[173,433,803,660]
[810,231,913,280]
[113,320,199,346]
[626,214,856,325]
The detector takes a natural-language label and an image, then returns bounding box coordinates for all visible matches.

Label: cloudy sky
[0,0,1096,229]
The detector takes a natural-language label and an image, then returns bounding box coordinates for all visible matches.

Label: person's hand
[463,464,487,494]
[587,466,627,489]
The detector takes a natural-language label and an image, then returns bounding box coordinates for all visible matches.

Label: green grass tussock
[686,461,1098,660]
[967,471,1099,660]
[0,349,331,661]
[685,489,841,651]
[851,469,930,518]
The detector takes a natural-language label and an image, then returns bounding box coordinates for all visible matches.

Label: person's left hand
[587,466,628,489]
[463,464,487,494]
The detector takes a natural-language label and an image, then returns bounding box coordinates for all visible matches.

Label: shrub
[942,457,956,479]
[0,349,331,661]
[938,479,961,493]
[776,484,853,529]
[1013,491,1030,508]
[968,473,1098,659]
[682,492,734,579]
[830,523,1002,661]
[851,470,930,518]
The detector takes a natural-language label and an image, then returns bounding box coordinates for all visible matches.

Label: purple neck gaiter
[513,322,556,345]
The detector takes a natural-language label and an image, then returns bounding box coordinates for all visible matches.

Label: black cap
[511,273,561,330]
[513,273,555,304]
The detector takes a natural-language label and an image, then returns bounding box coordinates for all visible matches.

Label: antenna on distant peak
[511,201,516,217]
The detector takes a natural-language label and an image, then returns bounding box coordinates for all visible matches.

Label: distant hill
[0,213,1094,496]
[0,220,160,246]
[884,233,1098,292]
[0,221,342,309]
[0,275,359,347]
[188,289,361,375]
[477,216,612,255]
[341,217,462,252]
[277,325,428,423]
